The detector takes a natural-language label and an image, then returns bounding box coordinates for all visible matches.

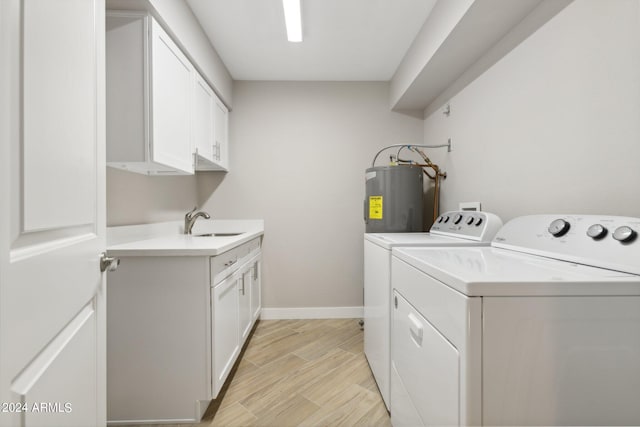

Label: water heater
[364,165,423,233]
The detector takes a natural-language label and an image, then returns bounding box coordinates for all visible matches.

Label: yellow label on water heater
[369,196,383,219]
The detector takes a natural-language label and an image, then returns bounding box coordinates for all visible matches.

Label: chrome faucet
[184,206,211,234]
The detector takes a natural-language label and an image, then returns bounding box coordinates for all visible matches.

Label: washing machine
[364,210,502,410]
[390,214,640,426]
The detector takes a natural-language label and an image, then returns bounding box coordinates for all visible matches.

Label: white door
[0,0,106,426]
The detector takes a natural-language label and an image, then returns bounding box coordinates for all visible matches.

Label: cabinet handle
[408,312,423,347]
[240,275,245,295]
[214,141,221,160]
[224,259,237,267]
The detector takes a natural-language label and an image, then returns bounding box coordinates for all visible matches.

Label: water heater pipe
[370,142,451,168]
[410,146,447,224]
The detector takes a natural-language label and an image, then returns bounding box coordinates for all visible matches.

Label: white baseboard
[259,306,363,320]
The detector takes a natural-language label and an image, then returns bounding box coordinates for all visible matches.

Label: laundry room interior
[106,0,640,314]
[2,0,640,426]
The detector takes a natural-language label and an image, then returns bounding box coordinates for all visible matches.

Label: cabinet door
[213,95,229,171]
[150,19,193,174]
[192,71,215,167]
[238,269,252,342]
[250,257,261,321]
[212,274,240,397]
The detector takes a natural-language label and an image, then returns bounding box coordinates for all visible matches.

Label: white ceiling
[186,0,436,81]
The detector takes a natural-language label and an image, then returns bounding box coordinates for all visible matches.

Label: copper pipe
[423,168,436,180]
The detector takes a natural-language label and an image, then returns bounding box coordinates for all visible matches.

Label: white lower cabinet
[239,253,261,343]
[250,256,262,321]
[212,272,241,397]
[212,246,261,396]
[107,239,261,424]
[238,268,253,343]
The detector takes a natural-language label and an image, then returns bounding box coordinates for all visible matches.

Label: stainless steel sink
[193,232,243,237]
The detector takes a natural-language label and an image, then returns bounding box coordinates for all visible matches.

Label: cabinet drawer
[210,237,261,284]
[245,237,261,257]
[210,249,240,283]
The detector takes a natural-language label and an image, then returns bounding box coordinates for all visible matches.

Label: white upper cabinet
[193,70,228,172]
[106,11,230,175]
[213,95,229,171]
[192,70,216,168]
[106,12,193,174]
[149,18,193,174]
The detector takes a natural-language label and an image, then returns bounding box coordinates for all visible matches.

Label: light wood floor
[118,319,390,427]
[201,318,391,427]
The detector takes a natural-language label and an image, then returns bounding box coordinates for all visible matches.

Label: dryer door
[391,291,460,427]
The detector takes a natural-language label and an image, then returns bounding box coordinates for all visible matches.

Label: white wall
[107,168,198,226]
[197,82,423,309]
[423,0,640,222]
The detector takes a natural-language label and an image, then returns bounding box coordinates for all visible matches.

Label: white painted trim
[260,306,363,320]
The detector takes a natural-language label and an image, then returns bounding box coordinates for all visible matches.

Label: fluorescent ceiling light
[283,0,302,42]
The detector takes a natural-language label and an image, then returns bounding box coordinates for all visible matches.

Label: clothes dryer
[363,210,502,409]
[391,214,640,426]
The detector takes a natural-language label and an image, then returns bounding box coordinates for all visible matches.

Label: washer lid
[365,232,490,250]
[393,246,640,297]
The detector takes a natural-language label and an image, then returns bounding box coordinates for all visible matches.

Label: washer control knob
[475,217,483,226]
[437,216,444,223]
[548,219,570,237]
[443,216,450,223]
[586,224,607,240]
[453,214,463,224]
[612,226,637,243]
[466,216,475,225]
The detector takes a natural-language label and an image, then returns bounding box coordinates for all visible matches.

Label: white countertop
[106,219,264,257]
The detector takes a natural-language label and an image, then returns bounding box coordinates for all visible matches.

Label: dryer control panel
[430,211,503,242]
[492,214,640,276]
